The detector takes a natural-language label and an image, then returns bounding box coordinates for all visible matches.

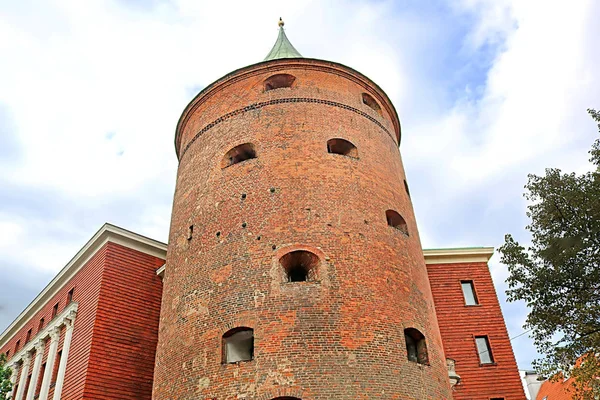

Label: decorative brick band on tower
[153,49,453,397]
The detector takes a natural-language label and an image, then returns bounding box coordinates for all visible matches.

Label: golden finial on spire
[278,17,284,27]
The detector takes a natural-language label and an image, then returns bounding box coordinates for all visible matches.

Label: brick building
[0,22,526,399]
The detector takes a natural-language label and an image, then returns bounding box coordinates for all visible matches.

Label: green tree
[0,353,12,400]
[499,109,600,399]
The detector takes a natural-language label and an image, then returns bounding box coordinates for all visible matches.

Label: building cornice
[7,301,78,365]
[0,223,167,348]
[423,247,494,265]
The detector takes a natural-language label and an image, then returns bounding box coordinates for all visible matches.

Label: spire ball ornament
[278,17,284,27]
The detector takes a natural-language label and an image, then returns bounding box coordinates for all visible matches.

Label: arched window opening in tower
[386,210,409,236]
[362,92,382,115]
[221,143,257,169]
[222,327,254,363]
[280,250,320,282]
[404,328,429,365]
[264,74,296,91]
[327,138,358,158]
[271,398,302,400]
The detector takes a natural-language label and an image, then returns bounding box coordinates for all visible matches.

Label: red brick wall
[426,261,526,399]
[1,244,107,399]
[83,242,164,399]
[154,58,453,399]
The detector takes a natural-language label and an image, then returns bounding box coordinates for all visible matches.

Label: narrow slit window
[222,327,254,363]
[38,318,45,332]
[385,210,409,236]
[67,288,74,303]
[362,93,382,115]
[221,143,257,169]
[15,340,20,352]
[327,138,358,158]
[404,328,429,365]
[52,303,59,318]
[26,329,32,343]
[264,74,296,91]
[461,281,478,305]
[280,250,320,282]
[475,336,494,364]
[187,225,194,241]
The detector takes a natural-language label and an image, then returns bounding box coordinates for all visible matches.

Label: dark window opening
[264,74,296,91]
[362,93,382,115]
[221,143,257,169]
[404,180,410,197]
[271,398,302,400]
[279,250,320,282]
[386,210,409,236]
[36,362,46,396]
[26,329,32,343]
[475,336,494,364]
[404,328,429,365]
[52,303,59,318]
[51,351,62,386]
[5,350,9,358]
[327,138,358,158]
[67,288,74,303]
[187,225,193,241]
[38,318,45,332]
[15,340,20,352]
[222,327,254,363]
[461,281,479,305]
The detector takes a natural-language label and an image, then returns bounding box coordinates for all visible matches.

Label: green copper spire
[264,18,302,61]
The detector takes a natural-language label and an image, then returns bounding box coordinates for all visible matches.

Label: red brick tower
[153,20,453,399]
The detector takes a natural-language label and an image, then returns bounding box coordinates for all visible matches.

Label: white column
[7,362,19,399]
[52,312,76,400]
[38,327,60,400]
[14,353,31,400]
[15,353,31,400]
[25,339,45,400]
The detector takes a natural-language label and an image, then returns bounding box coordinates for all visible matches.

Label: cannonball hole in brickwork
[386,209,409,236]
[362,92,382,115]
[280,250,319,282]
[222,327,254,364]
[264,73,296,91]
[404,328,429,365]
[327,138,358,158]
[221,143,256,169]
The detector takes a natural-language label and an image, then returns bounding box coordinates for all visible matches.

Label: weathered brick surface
[426,261,526,399]
[153,58,453,399]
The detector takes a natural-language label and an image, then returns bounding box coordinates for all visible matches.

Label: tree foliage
[499,109,600,399]
[0,353,12,400]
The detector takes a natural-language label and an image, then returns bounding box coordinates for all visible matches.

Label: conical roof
[264,18,302,61]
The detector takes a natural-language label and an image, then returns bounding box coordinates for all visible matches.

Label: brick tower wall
[153,58,453,399]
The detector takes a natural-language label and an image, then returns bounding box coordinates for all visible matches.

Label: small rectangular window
[38,318,45,332]
[26,329,32,343]
[461,280,479,305]
[52,303,59,318]
[15,340,20,352]
[67,288,74,303]
[6,349,10,358]
[475,336,494,364]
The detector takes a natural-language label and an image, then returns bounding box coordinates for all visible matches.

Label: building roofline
[174,57,402,159]
[0,223,167,347]
[423,247,494,264]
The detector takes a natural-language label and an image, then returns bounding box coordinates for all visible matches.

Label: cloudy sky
[1,0,599,370]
